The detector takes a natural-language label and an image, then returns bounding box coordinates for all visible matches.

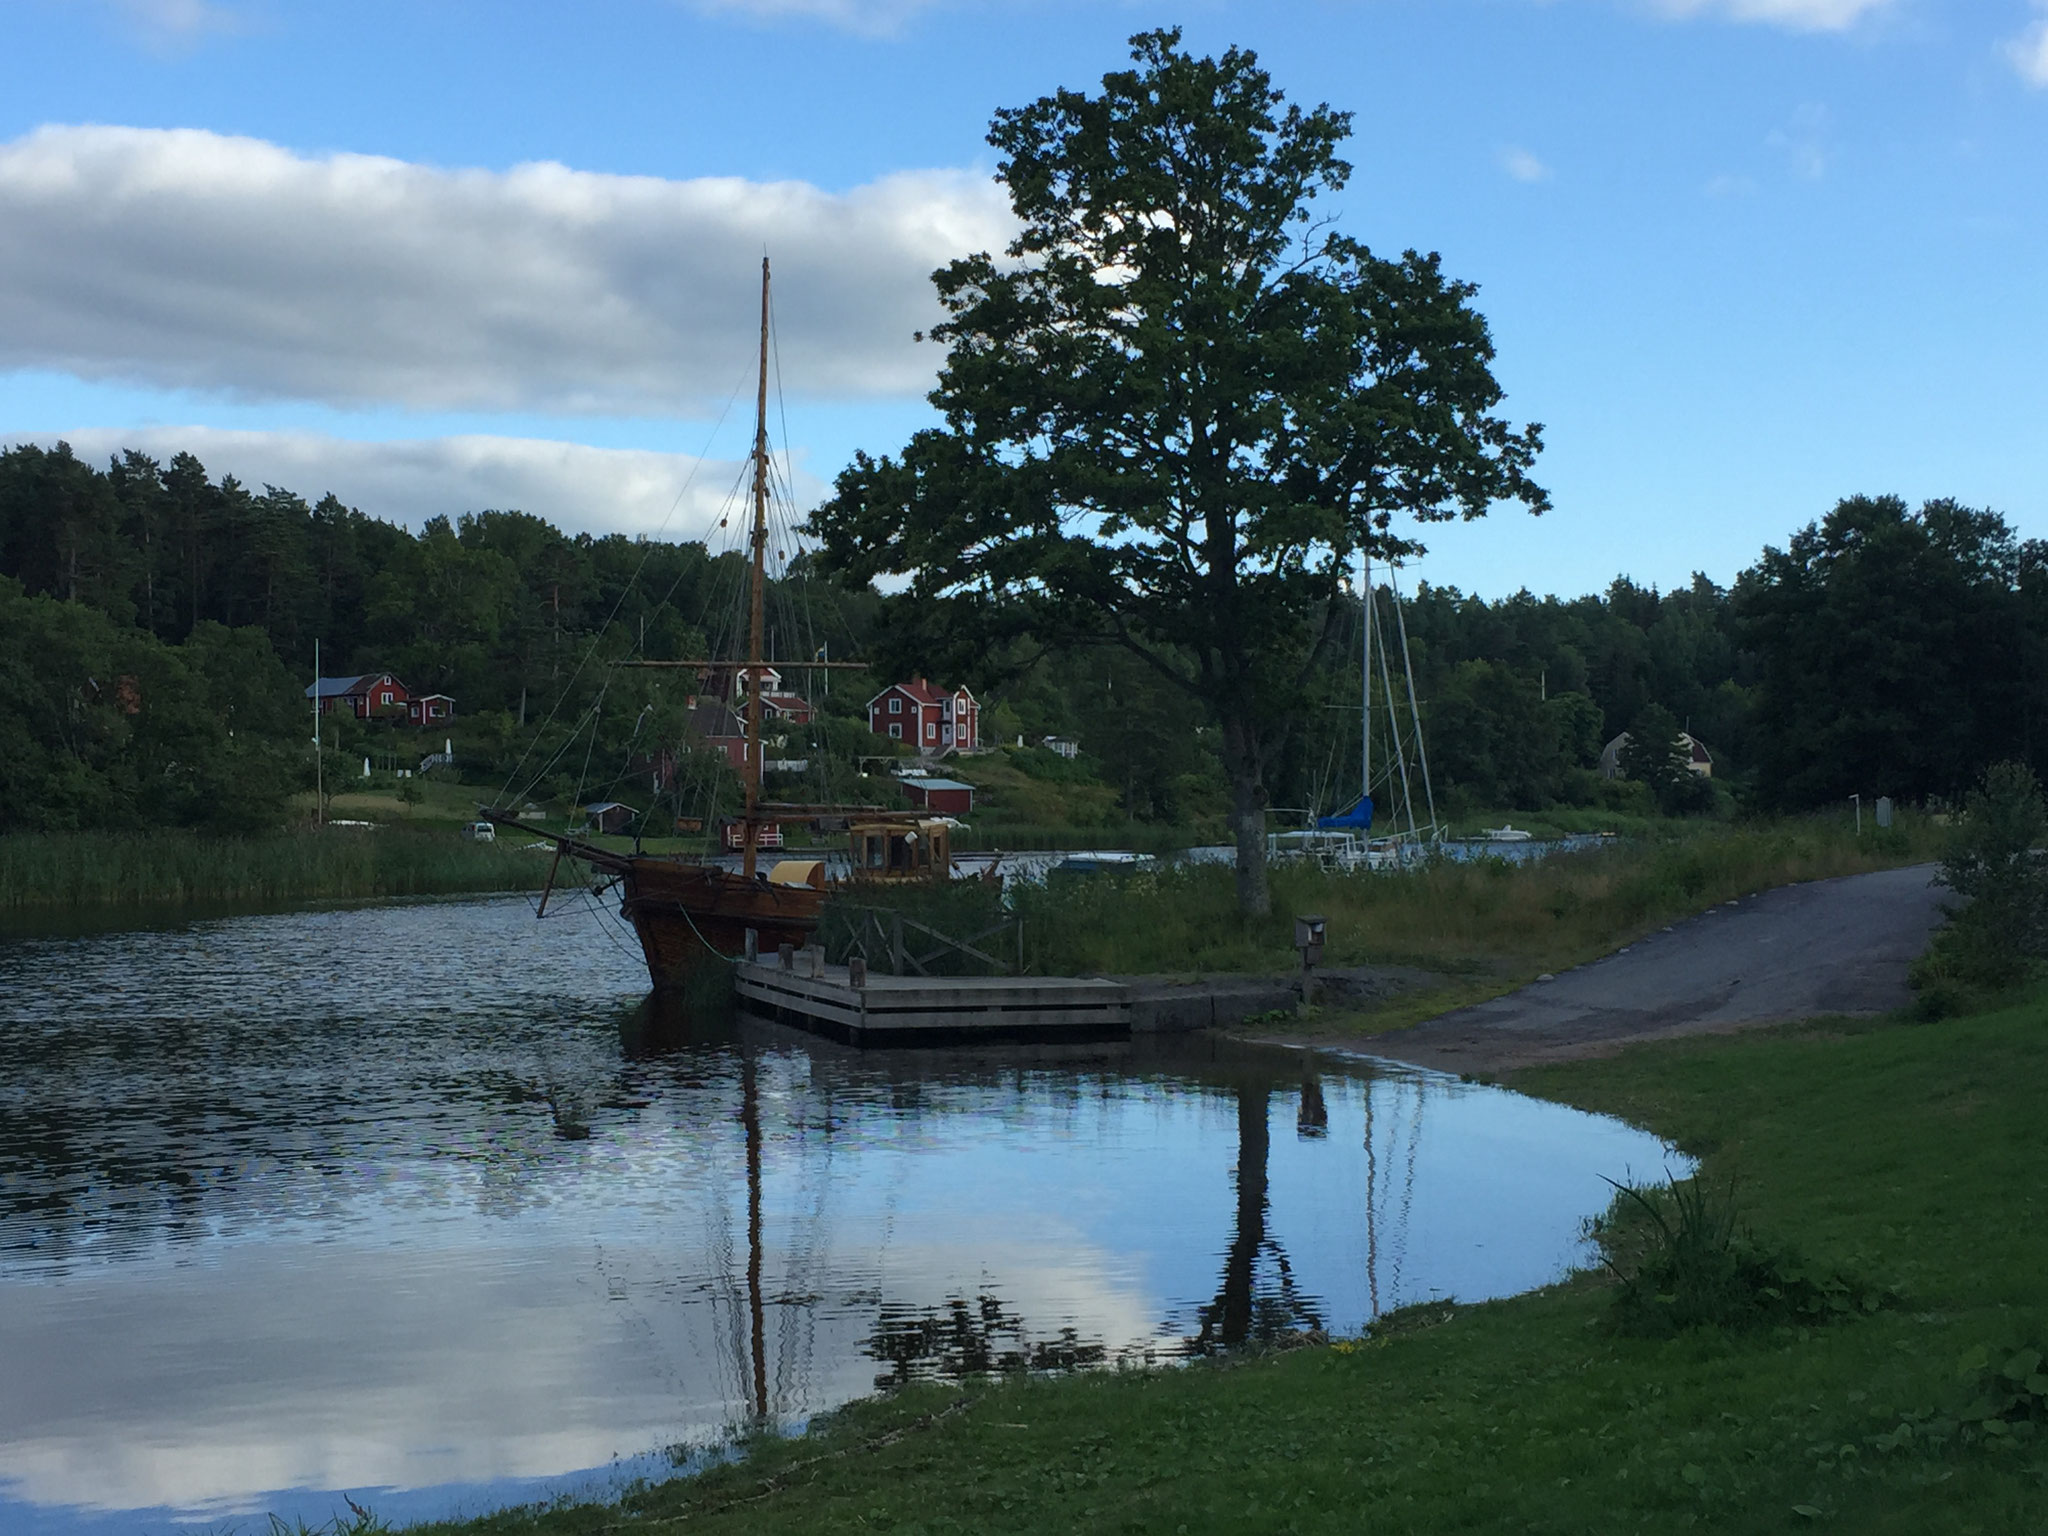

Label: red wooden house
[305,672,455,726]
[408,693,455,726]
[687,700,750,773]
[866,679,979,755]
[758,691,814,725]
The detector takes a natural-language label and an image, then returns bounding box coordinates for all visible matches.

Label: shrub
[1915,761,2048,991]
[1595,1174,1890,1337]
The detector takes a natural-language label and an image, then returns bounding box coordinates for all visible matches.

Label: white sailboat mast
[1387,564,1440,840]
[1360,550,1372,819]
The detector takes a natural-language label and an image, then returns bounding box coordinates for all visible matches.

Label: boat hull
[619,860,823,989]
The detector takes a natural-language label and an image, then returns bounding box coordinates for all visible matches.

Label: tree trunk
[1218,1081,1270,1348]
[1220,711,1271,917]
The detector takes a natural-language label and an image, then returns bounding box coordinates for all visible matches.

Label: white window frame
[889,697,902,714]
[889,723,902,740]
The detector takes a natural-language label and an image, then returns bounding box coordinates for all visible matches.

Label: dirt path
[1357,863,1948,1076]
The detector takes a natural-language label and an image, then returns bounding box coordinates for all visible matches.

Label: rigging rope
[494,371,748,811]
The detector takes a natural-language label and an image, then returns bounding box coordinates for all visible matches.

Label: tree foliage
[1741,495,2036,809]
[1617,702,1712,816]
[0,443,880,833]
[0,578,301,832]
[811,30,1546,912]
[1923,761,2048,990]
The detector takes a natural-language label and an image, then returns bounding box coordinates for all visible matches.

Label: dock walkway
[734,955,1129,1045]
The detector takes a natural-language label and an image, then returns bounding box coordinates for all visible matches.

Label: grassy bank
[0,828,548,910]
[413,987,2048,1535]
[996,814,1938,986]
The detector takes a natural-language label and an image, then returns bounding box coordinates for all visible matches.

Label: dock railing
[821,903,1026,978]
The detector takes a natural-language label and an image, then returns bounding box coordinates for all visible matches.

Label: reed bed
[0,829,547,910]
[1005,817,1939,978]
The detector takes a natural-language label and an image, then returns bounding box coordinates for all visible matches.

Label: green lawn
[411,989,2048,1535]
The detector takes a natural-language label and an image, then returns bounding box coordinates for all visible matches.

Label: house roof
[904,777,974,793]
[1601,729,1712,763]
[688,701,745,739]
[869,678,951,708]
[583,801,631,814]
[306,674,371,699]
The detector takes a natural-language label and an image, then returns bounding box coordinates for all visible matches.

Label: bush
[1004,745,1099,785]
[1915,761,2048,991]
[1596,1174,1890,1337]
[1594,777,1654,816]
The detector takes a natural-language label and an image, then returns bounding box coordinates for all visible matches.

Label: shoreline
[400,983,2048,1535]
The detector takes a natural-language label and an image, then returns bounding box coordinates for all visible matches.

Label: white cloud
[0,126,1012,416]
[2009,6,2048,86]
[685,0,945,35]
[1500,146,1553,183]
[83,0,247,50]
[1639,0,1892,31]
[1766,103,1833,178]
[6,426,824,542]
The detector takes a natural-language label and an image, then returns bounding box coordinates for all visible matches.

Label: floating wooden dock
[733,955,1130,1045]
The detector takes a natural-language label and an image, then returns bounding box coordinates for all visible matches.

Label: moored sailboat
[487,258,838,987]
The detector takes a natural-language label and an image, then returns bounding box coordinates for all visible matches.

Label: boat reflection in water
[0,895,1677,1532]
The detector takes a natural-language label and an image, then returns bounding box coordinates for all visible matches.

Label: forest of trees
[0,440,2039,835]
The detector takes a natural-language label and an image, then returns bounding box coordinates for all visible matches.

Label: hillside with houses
[2,441,2041,840]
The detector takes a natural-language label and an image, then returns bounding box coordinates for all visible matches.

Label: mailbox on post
[1295,914,1327,1008]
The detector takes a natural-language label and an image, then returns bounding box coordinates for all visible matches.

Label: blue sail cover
[1317,796,1374,831]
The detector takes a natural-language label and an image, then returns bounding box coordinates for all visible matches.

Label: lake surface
[0,894,1676,1533]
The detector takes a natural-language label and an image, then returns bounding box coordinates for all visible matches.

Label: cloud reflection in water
[0,895,1676,1528]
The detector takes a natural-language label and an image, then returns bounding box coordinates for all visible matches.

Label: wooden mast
[743,257,772,879]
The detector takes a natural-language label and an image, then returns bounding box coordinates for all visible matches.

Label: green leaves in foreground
[1596,1173,1893,1337]
[1957,1343,2048,1441]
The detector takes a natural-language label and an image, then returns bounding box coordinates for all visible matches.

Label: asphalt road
[1373,863,1950,1075]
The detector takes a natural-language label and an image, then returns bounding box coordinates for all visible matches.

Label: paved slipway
[1368,863,1950,1077]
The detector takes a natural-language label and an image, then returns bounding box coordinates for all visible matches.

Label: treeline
[0,442,882,832]
[1,439,2040,833]
[1385,494,2048,816]
[0,440,872,713]
[939,494,2046,823]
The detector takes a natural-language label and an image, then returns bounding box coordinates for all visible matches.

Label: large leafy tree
[1740,495,2032,808]
[809,30,1546,914]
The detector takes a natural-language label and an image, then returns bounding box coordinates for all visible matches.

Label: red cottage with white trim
[866,678,979,755]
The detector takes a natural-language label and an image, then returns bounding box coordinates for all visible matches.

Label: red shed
[900,776,975,816]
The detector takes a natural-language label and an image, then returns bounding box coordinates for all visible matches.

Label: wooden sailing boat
[487,258,829,987]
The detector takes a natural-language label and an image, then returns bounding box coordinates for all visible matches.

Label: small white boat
[1479,824,1533,843]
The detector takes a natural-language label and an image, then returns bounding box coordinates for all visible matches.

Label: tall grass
[1002,816,1939,978]
[0,829,547,910]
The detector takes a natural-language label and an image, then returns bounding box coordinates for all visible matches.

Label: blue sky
[1,0,2043,598]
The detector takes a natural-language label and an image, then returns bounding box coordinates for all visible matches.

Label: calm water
[0,894,1675,1533]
